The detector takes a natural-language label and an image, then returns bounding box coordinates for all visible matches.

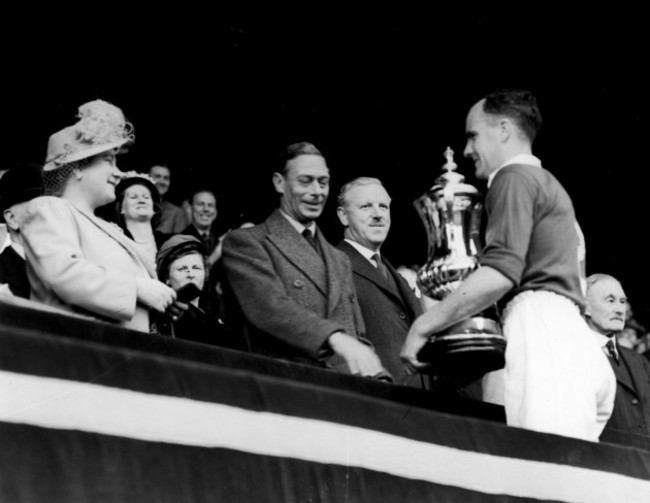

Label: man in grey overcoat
[222,142,388,379]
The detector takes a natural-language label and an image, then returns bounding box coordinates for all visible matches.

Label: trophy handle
[467,200,484,259]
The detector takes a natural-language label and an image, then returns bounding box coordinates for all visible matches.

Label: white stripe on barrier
[0,370,647,502]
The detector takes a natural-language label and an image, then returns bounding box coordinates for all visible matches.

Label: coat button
[349,294,356,303]
[632,399,639,405]
[398,312,406,320]
[293,280,304,289]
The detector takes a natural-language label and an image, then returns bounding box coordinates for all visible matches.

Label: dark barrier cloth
[0,424,571,503]
[0,297,506,422]
[1,324,650,471]
[4,297,650,449]
[1,298,650,502]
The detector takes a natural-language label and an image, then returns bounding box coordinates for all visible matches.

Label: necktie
[372,253,390,282]
[605,339,619,364]
[302,229,322,259]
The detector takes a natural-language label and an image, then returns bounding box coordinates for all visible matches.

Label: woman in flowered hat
[21,100,178,333]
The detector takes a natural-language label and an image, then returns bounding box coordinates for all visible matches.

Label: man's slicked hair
[149,163,170,172]
[188,187,217,206]
[277,142,324,174]
[483,89,542,143]
[337,177,385,208]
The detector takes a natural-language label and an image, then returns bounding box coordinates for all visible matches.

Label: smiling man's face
[586,277,627,336]
[337,182,391,252]
[274,154,330,224]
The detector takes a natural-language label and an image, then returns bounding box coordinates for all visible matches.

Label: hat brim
[156,236,208,278]
[43,138,130,171]
[115,176,162,207]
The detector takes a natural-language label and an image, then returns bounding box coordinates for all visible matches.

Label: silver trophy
[413,147,505,377]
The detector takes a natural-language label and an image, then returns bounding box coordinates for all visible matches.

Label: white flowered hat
[43,99,135,171]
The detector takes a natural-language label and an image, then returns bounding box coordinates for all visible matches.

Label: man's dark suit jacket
[181,224,218,254]
[0,245,30,298]
[181,224,223,290]
[605,342,650,437]
[221,210,366,370]
[337,240,422,385]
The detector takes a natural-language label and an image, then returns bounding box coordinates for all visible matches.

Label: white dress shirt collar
[10,240,25,260]
[279,210,316,235]
[592,329,619,359]
[0,227,10,254]
[344,239,378,264]
[0,232,25,259]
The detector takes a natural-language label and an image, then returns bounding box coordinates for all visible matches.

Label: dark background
[4,3,649,326]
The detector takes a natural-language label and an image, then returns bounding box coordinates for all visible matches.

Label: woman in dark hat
[156,234,227,344]
[108,172,170,269]
[20,100,178,332]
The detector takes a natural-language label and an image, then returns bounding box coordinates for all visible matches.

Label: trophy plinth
[413,147,506,378]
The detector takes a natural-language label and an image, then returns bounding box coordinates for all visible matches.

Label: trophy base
[417,317,506,378]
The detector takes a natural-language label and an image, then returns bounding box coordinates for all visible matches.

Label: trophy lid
[429,147,478,197]
[436,146,464,184]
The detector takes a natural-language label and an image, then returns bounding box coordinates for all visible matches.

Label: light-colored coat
[21,196,156,332]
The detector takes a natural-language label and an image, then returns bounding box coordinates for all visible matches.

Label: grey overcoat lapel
[265,210,328,296]
[316,228,343,315]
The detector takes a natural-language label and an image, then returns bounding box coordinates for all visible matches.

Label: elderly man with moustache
[336,177,423,386]
[222,142,388,379]
[401,89,615,441]
[585,273,650,438]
